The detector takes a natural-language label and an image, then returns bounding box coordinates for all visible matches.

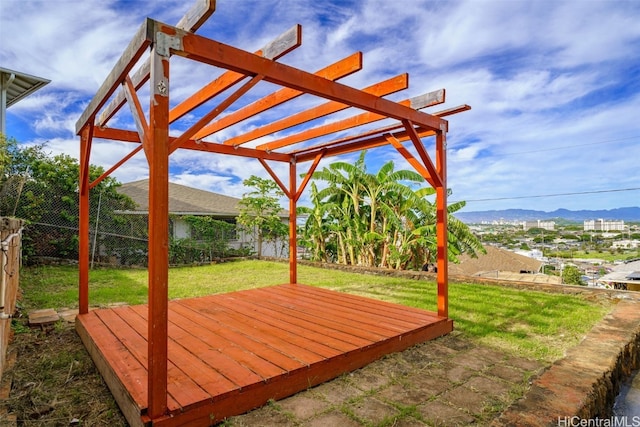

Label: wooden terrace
[74,0,468,425]
[77,284,452,426]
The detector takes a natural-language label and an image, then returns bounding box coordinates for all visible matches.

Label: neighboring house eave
[115,210,287,219]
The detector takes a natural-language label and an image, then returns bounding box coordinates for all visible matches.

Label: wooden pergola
[74,1,469,425]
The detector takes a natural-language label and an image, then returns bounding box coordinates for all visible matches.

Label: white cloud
[2,0,639,212]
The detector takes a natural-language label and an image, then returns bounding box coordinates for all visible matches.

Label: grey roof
[612,260,640,272]
[598,260,640,285]
[118,179,243,216]
[448,245,543,276]
[1,67,50,108]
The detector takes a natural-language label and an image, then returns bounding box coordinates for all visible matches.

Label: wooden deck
[76,283,452,427]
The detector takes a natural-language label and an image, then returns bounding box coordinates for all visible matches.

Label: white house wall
[172,218,289,259]
[173,219,191,239]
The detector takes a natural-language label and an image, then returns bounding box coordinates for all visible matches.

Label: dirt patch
[3,319,126,426]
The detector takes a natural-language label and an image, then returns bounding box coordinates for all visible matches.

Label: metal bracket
[156,32,182,57]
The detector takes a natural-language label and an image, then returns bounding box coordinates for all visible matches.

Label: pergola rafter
[75,5,468,424]
[221,73,409,147]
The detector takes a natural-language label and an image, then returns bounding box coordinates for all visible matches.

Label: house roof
[117,179,245,217]
[449,245,544,276]
[612,259,640,272]
[1,67,50,108]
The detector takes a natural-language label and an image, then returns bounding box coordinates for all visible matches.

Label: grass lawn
[569,250,640,262]
[19,260,612,363]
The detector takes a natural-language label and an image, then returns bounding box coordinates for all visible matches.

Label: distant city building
[611,239,640,249]
[584,219,625,232]
[522,220,555,231]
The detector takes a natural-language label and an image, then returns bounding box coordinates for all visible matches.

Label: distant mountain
[453,207,640,223]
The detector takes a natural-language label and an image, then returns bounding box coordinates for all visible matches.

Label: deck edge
[76,314,147,427]
[153,317,454,426]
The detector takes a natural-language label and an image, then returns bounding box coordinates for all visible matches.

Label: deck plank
[77,283,452,427]
[76,311,147,407]
[277,284,440,323]
[211,292,367,351]
[181,296,329,364]
[128,305,245,396]
[246,286,414,336]
[171,300,304,372]
[236,288,392,340]
[97,307,208,411]
[212,292,370,349]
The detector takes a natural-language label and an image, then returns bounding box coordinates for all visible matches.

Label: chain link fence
[0,179,253,267]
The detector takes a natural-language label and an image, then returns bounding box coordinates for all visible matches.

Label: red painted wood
[78,285,451,426]
[247,286,410,336]
[289,162,298,284]
[78,124,92,315]
[238,288,392,340]
[76,312,147,407]
[170,300,302,373]
[436,130,449,318]
[146,43,171,418]
[183,296,328,364]
[127,305,242,400]
[212,292,368,350]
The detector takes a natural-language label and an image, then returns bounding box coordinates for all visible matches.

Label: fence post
[0,216,24,381]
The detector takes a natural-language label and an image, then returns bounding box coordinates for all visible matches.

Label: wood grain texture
[77,283,452,426]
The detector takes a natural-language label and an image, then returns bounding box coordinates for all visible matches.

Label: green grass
[568,250,640,262]
[19,260,612,363]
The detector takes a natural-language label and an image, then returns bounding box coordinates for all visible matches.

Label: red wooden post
[146,36,170,419]
[289,160,297,284]
[435,129,448,318]
[78,123,93,315]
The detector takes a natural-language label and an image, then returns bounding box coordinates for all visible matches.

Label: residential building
[117,179,289,258]
[522,220,555,231]
[583,219,625,231]
[611,239,640,249]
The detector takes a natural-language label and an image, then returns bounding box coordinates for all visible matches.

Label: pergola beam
[92,126,291,162]
[122,76,148,154]
[168,74,265,154]
[164,22,447,131]
[193,52,363,140]
[257,89,445,152]
[225,73,409,148]
[293,104,470,163]
[169,24,302,123]
[386,134,438,188]
[76,19,154,134]
[96,1,216,128]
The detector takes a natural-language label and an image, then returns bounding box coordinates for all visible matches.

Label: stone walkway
[225,331,544,426]
[226,298,640,427]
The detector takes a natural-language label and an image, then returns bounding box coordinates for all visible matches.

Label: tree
[298,151,484,270]
[1,140,136,263]
[0,134,11,176]
[562,265,585,286]
[297,182,334,262]
[237,175,287,257]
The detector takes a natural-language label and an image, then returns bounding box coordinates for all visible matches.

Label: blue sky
[1,0,639,212]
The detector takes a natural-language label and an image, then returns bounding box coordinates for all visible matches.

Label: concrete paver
[225,298,640,426]
[225,332,544,426]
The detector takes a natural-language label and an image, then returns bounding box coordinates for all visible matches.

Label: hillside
[453,207,640,223]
